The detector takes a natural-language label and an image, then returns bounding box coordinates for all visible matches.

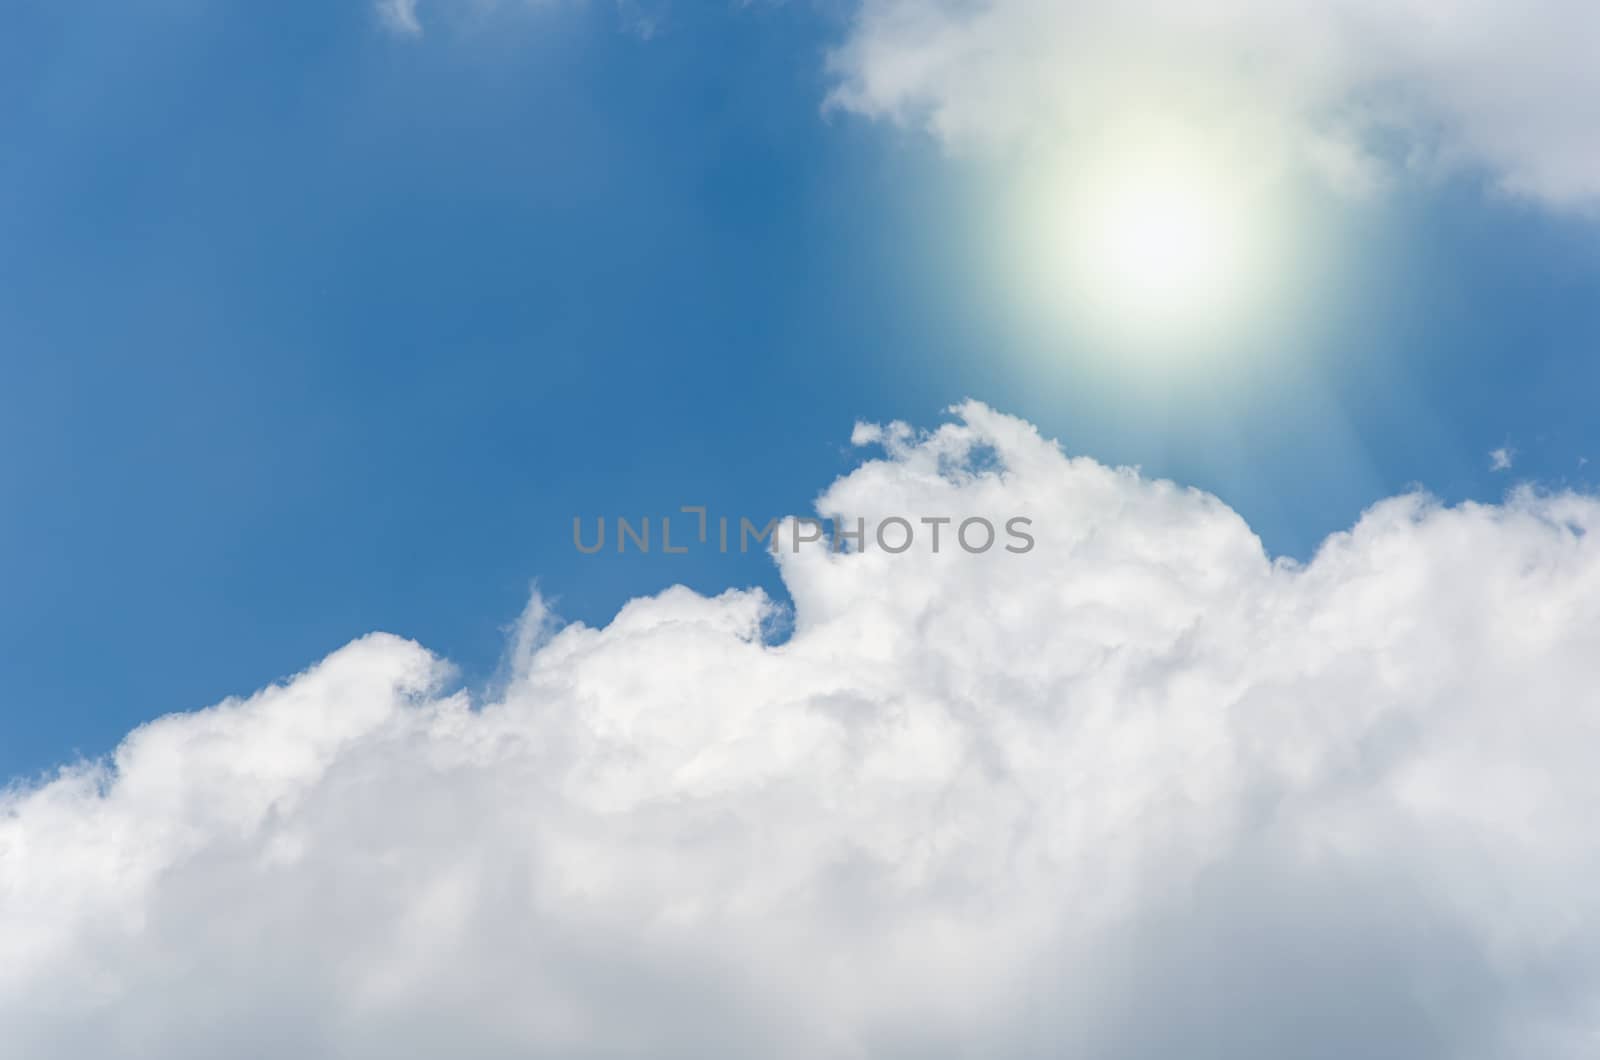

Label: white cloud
[378,0,423,35]
[826,0,1600,208]
[380,0,635,37]
[7,402,1600,1057]
[1492,446,1516,471]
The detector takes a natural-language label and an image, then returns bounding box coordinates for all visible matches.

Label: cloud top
[6,402,1600,1057]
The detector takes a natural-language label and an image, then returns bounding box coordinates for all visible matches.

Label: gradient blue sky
[5,0,1600,780]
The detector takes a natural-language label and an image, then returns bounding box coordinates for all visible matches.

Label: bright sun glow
[1085,166,1243,321]
[1014,121,1285,353]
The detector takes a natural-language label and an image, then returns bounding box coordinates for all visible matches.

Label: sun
[1013,122,1282,352]
[1086,166,1243,321]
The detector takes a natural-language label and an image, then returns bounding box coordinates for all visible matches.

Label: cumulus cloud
[1492,446,1516,472]
[826,0,1600,207]
[7,402,1600,1057]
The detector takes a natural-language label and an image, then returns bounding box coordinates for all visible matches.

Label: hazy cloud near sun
[826,0,1600,207]
[7,403,1600,1057]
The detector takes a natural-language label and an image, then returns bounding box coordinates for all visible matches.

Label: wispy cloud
[1491,446,1515,471]
[378,0,649,38]
[377,0,422,35]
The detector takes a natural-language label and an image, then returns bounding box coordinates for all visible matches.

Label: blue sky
[13,6,1600,1057]
[6,0,1600,783]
